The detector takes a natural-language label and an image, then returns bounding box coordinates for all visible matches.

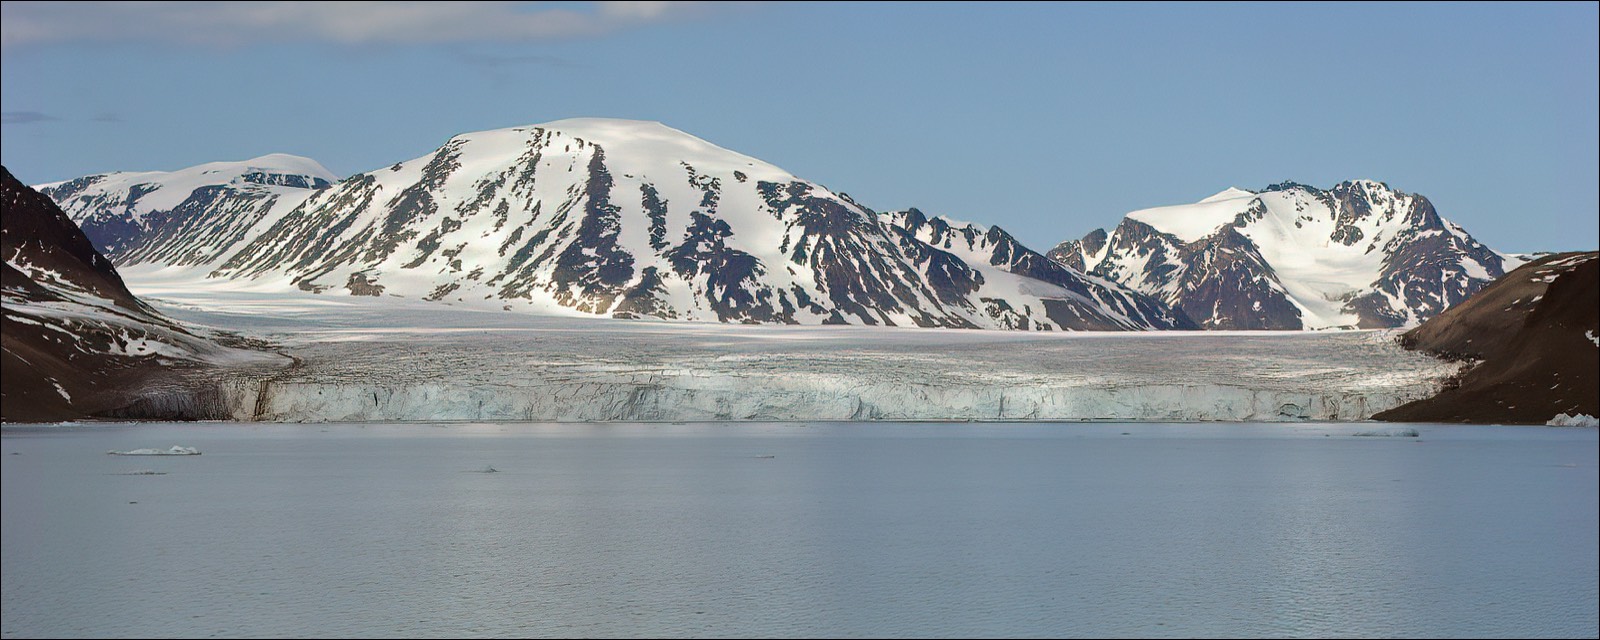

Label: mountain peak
[232,153,338,180]
[37,153,336,190]
[1198,187,1255,203]
[1052,179,1509,330]
[1125,189,1258,244]
[451,118,794,183]
[538,117,679,136]
[1341,178,1389,188]
[36,153,336,228]
[1333,178,1397,196]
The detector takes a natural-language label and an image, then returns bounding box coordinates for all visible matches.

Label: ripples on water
[3,422,1596,638]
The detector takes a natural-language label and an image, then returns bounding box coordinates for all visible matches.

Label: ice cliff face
[1048,181,1513,330]
[41,119,1189,331]
[113,278,1455,423]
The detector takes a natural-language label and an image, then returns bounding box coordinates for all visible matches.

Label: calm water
[3,422,1596,638]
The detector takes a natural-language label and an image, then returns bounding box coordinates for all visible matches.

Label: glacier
[122,267,1462,423]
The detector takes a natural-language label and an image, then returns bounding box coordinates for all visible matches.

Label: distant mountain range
[1047,181,1515,330]
[39,119,1188,331]
[34,119,1530,332]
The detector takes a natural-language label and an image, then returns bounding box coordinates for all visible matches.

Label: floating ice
[1546,413,1599,428]
[1352,428,1420,437]
[107,446,201,456]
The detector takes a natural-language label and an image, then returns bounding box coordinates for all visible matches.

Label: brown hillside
[1376,252,1598,424]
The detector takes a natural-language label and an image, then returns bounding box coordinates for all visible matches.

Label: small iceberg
[1547,413,1599,427]
[107,446,201,456]
[1352,428,1420,438]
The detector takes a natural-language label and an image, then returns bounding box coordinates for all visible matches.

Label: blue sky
[2,1,1595,252]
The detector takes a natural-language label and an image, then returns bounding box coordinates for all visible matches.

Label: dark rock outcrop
[2,165,279,422]
[1375,252,1598,424]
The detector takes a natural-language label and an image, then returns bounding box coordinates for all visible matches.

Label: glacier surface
[122,267,1462,423]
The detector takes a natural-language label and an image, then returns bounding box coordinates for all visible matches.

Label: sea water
[3,422,1596,638]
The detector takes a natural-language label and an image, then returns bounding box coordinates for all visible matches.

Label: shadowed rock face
[3,166,275,422]
[1375,252,1598,424]
[42,119,1189,331]
[1170,228,1301,331]
[884,209,1195,330]
[5,166,148,420]
[1049,181,1510,330]
[3,167,143,310]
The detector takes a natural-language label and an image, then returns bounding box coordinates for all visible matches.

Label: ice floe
[107,446,201,456]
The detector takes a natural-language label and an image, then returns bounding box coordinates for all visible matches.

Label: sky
[2,1,1596,253]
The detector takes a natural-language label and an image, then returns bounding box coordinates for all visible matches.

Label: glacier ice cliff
[115,268,1462,423]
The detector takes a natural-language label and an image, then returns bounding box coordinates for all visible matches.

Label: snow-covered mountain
[3,166,275,421]
[39,154,335,267]
[42,118,1189,331]
[882,208,1184,330]
[1048,181,1514,330]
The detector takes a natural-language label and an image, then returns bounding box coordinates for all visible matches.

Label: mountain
[39,154,336,267]
[1048,181,1513,330]
[881,209,1187,329]
[42,118,1190,331]
[2,166,276,421]
[1374,252,1597,423]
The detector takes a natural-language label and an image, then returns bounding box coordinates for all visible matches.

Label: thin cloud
[1,1,720,49]
[1,111,60,124]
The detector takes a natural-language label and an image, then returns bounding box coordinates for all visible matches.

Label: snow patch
[1126,194,1253,244]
